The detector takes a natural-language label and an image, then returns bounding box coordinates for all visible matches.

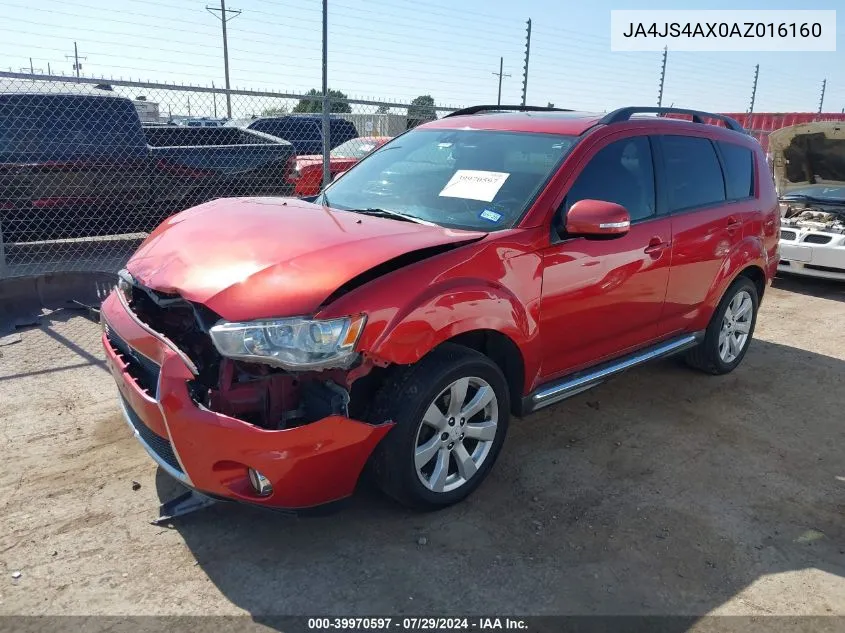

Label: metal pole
[492,57,511,106]
[48,62,51,75]
[749,64,759,114]
[207,1,240,119]
[498,57,503,106]
[818,79,826,114]
[66,42,86,79]
[521,19,531,106]
[29,58,34,74]
[212,81,217,118]
[220,0,232,118]
[0,218,7,279]
[321,0,330,189]
[657,46,668,107]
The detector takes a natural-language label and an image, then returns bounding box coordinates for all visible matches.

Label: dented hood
[126,197,484,321]
[769,122,845,196]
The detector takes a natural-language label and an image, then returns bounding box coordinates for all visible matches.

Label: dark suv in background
[227,115,359,155]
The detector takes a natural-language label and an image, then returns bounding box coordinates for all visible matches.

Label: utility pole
[21,59,43,74]
[748,64,759,114]
[521,18,531,106]
[657,46,668,107]
[206,0,241,118]
[321,0,330,188]
[493,57,511,106]
[48,62,51,75]
[818,78,826,114]
[212,81,218,118]
[65,42,86,78]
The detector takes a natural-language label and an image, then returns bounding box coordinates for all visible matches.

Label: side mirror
[332,170,347,182]
[565,199,631,238]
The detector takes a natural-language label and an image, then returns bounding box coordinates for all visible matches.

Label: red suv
[101,106,780,513]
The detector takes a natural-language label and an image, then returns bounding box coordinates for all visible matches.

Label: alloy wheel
[414,376,499,493]
[718,289,753,363]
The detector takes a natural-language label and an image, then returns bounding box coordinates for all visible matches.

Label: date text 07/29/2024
[306,617,529,630]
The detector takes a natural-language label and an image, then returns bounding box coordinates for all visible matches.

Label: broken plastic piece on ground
[151,487,217,525]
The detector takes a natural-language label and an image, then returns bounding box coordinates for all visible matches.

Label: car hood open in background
[769,122,845,196]
[125,197,484,322]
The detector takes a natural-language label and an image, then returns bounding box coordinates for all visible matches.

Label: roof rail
[444,104,574,118]
[599,107,745,132]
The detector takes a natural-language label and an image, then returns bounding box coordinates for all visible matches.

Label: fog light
[248,468,273,496]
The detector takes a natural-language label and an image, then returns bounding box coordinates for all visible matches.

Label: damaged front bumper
[100,291,392,510]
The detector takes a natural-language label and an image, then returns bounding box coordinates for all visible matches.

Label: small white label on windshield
[438,170,509,202]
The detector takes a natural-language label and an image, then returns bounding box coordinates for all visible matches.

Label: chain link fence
[0,71,456,279]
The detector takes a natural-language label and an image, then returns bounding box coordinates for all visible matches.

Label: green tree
[375,103,391,114]
[261,105,289,116]
[406,94,437,129]
[292,89,352,114]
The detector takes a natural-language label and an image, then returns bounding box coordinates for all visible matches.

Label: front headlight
[209,315,366,370]
[117,268,134,303]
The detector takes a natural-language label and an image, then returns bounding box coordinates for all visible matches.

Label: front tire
[368,344,510,510]
[686,276,759,375]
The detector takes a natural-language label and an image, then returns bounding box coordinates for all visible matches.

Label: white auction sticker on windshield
[438,170,509,202]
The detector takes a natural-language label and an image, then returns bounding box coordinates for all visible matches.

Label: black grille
[105,325,161,397]
[121,395,184,474]
[126,283,222,385]
[803,234,832,245]
[780,230,797,241]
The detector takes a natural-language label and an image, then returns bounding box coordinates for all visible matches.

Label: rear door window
[660,136,726,211]
[717,141,754,200]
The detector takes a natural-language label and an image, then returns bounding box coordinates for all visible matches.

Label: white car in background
[770,121,845,281]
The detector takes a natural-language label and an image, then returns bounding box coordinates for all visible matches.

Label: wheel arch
[695,236,769,330]
[437,329,526,417]
[736,263,767,304]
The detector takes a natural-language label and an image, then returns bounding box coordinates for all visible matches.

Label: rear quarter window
[717,141,754,200]
[253,119,320,141]
[660,135,726,212]
[0,95,145,161]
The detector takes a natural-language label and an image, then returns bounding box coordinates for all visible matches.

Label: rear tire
[686,276,759,375]
[367,344,510,510]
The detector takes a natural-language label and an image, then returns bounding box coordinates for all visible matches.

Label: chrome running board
[523,332,703,414]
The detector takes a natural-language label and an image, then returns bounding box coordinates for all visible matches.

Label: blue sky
[1,0,842,115]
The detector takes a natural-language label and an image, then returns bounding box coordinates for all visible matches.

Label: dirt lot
[1,275,844,619]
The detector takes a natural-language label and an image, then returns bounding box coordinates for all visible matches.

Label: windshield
[330,138,383,159]
[318,128,577,231]
[782,184,845,202]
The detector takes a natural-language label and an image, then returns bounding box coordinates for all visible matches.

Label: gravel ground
[0,274,843,619]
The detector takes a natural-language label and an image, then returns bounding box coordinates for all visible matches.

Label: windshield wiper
[341,207,427,224]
